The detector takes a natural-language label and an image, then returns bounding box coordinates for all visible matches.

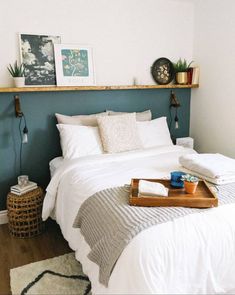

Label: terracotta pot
[176,72,188,85]
[184,181,198,194]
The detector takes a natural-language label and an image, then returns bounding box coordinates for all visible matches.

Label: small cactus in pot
[181,174,199,194]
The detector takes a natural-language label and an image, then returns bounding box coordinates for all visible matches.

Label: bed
[42,112,235,294]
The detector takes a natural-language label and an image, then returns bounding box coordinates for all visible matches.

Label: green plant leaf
[7,60,24,77]
[173,58,194,73]
[181,174,198,182]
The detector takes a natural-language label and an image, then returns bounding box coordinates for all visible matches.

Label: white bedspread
[42,146,235,294]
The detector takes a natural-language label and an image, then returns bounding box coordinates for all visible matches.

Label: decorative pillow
[107,110,152,121]
[57,124,103,159]
[97,113,142,153]
[137,117,173,148]
[55,111,107,126]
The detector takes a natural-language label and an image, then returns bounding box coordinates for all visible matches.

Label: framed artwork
[151,57,174,85]
[54,44,95,86]
[19,34,61,86]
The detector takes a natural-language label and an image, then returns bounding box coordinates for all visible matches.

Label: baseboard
[0,210,8,225]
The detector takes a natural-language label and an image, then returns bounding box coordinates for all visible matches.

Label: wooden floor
[0,219,71,295]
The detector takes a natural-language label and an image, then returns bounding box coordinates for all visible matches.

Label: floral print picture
[19,34,61,86]
[61,49,89,77]
[54,44,95,86]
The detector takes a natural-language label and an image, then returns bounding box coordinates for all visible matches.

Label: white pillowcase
[55,111,107,126]
[107,110,152,121]
[137,117,173,148]
[97,113,142,153]
[49,157,64,177]
[57,124,103,159]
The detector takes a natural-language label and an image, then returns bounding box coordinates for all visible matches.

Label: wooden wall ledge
[0,84,199,93]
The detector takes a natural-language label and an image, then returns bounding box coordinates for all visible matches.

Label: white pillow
[97,113,142,153]
[55,111,107,126]
[49,157,64,177]
[137,117,173,148]
[107,110,152,121]
[57,124,103,159]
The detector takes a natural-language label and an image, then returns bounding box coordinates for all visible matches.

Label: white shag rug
[10,252,91,295]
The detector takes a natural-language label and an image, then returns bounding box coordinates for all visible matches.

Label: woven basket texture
[7,187,45,238]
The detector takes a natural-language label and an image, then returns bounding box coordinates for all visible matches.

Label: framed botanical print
[54,44,95,86]
[19,34,61,86]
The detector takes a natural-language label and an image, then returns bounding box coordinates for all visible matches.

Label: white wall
[191,0,235,157]
[0,0,194,87]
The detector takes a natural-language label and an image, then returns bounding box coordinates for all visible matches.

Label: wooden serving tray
[129,179,218,208]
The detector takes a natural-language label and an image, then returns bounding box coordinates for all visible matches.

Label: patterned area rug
[10,253,91,295]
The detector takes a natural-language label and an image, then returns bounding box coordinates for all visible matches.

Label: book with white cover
[11,181,37,195]
[192,67,200,85]
[10,187,38,195]
[11,185,37,193]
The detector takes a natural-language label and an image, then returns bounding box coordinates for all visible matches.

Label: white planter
[13,77,25,87]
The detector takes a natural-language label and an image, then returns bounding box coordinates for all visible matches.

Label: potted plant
[181,174,199,194]
[173,58,193,85]
[7,61,25,87]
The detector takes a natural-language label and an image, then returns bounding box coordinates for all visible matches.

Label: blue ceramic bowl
[170,171,186,188]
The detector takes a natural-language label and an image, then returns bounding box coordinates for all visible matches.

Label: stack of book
[11,181,38,196]
[187,67,200,85]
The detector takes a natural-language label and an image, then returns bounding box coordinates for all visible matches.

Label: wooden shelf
[0,84,199,93]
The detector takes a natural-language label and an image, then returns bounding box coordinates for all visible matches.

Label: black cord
[18,113,28,175]
[169,106,173,131]
[169,106,179,144]
[19,116,23,175]
[22,113,27,127]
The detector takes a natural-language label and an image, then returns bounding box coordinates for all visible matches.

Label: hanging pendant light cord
[18,114,27,175]
[19,117,23,175]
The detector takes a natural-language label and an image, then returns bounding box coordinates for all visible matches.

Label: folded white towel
[139,180,169,197]
[181,168,235,185]
[179,153,235,179]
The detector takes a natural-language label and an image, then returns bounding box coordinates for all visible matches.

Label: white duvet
[42,145,235,294]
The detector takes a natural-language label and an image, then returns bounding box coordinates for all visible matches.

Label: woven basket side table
[7,187,45,238]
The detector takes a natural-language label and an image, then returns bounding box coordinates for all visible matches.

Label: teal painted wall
[0,88,191,210]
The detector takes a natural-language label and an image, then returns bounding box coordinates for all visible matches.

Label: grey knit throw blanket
[73,183,235,286]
